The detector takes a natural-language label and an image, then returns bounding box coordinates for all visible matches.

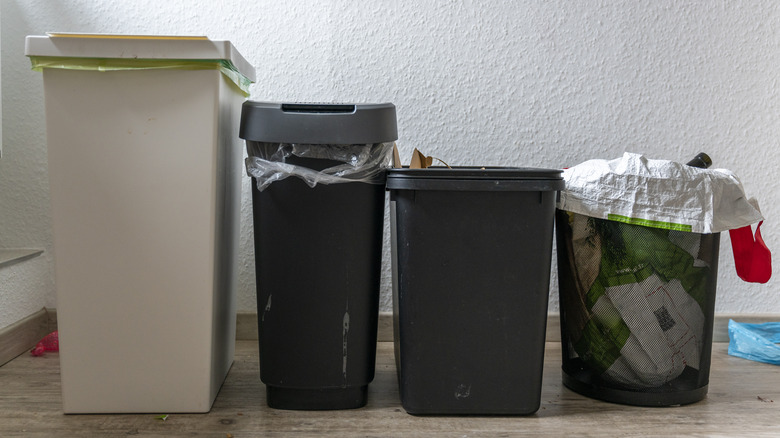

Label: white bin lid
[25,33,256,83]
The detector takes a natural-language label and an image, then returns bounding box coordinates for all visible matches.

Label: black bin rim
[386,166,564,192]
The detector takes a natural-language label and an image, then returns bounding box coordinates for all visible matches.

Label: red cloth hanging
[729,221,772,283]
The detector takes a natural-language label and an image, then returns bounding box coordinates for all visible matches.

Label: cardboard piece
[393,144,402,168]
[410,148,433,169]
[394,146,451,169]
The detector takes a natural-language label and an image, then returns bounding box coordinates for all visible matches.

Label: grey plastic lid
[239,101,398,144]
[386,167,564,192]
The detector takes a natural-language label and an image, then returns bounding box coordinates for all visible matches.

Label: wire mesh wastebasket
[556,211,720,406]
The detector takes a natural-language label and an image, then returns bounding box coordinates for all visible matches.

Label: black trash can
[556,211,720,406]
[239,102,397,410]
[388,167,564,415]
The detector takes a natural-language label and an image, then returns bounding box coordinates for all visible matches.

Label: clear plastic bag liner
[245,142,394,191]
[29,56,252,95]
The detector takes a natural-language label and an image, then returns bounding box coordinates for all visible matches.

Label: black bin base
[562,370,708,407]
[266,385,368,410]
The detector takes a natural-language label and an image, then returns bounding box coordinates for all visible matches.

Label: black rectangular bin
[240,102,397,410]
[388,167,563,415]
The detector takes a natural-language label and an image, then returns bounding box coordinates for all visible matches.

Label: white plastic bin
[25,34,256,414]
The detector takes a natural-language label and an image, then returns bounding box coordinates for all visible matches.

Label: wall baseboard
[0,308,51,367]
[0,249,43,269]
[542,313,780,345]
[237,311,777,344]
[234,312,393,342]
[4,310,776,366]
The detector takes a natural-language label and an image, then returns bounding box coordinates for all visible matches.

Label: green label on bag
[607,214,692,232]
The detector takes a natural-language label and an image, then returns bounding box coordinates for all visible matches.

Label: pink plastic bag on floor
[31,331,59,357]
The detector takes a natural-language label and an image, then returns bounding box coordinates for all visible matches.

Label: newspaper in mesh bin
[562,213,711,388]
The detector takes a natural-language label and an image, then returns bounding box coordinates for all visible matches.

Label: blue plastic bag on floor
[728,319,780,365]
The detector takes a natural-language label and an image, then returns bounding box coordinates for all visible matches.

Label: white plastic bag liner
[558,152,763,234]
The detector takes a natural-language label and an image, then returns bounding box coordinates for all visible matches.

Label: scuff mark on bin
[343,301,350,382]
[455,384,471,400]
[262,295,272,322]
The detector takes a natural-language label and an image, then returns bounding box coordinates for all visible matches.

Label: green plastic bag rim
[606,214,693,232]
[29,56,253,96]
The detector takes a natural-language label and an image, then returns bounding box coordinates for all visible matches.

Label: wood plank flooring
[1,341,779,437]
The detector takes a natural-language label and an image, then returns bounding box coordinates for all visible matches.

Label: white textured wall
[2,0,779,330]
[0,0,56,329]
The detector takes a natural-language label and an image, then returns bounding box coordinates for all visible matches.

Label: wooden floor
[1,341,779,437]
